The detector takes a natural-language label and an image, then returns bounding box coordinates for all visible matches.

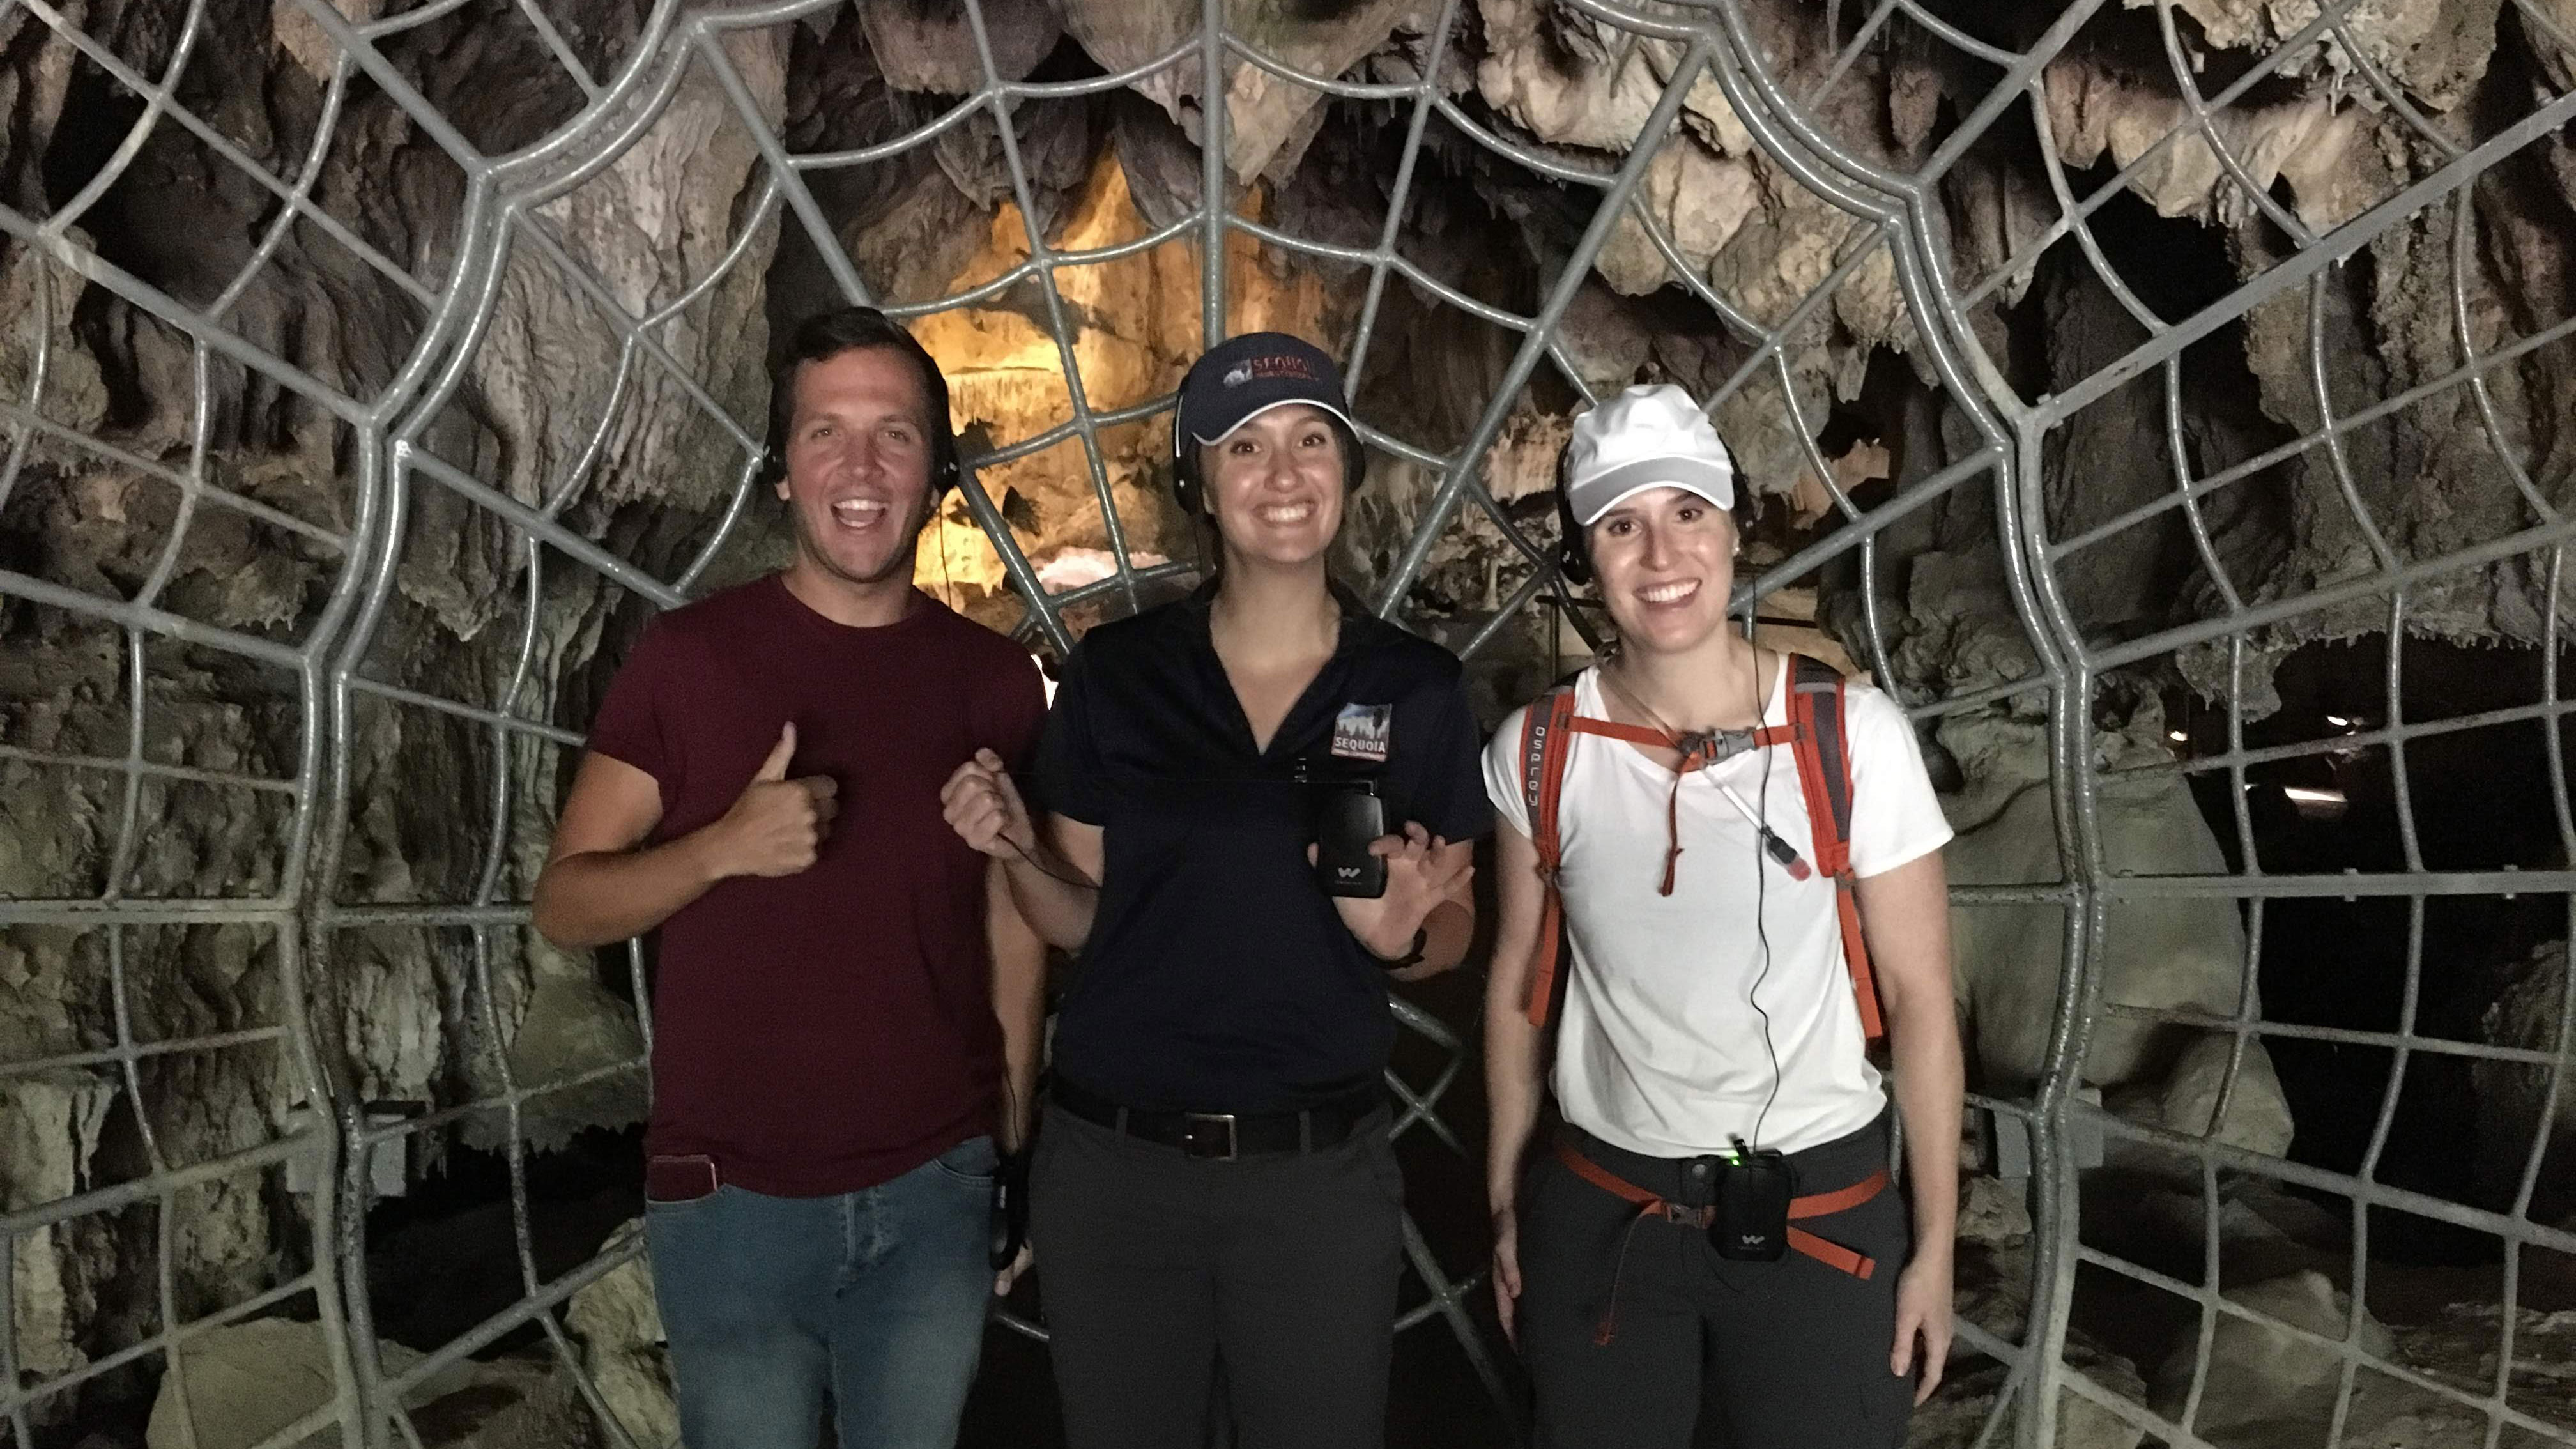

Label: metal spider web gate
[6,0,2576,1446]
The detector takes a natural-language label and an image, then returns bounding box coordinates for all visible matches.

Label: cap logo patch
[1331,702,1392,763]
[1224,353,1324,387]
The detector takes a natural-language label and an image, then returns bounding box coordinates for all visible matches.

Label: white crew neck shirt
[1483,656,1954,1157]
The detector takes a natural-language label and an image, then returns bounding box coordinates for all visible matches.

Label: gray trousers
[1029,1101,1406,1449]
[1516,1112,1915,1449]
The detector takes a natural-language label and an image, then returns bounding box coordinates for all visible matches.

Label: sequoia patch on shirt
[1027,588,1492,1114]
[1331,702,1392,763]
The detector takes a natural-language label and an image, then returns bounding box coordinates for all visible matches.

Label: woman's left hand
[1891,1250,1954,1404]
[1314,820,1470,960]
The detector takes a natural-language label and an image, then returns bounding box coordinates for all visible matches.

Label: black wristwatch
[1375,925,1429,971]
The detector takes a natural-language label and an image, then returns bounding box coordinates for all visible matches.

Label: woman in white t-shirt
[1483,385,1964,1448]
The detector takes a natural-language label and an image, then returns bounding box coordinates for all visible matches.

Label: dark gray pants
[1029,1101,1406,1449]
[1517,1113,1915,1449]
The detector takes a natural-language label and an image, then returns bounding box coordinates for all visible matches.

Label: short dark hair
[767,307,960,492]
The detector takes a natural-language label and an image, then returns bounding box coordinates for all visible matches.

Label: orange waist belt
[1552,1137,1889,1279]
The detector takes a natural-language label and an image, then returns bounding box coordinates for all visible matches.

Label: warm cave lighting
[2169,729,2189,743]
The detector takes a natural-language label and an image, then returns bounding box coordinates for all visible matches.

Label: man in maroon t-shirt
[533,307,1045,1449]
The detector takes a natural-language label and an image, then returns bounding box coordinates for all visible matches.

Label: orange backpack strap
[1518,687,1581,1029]
[1783,656,1883,1045]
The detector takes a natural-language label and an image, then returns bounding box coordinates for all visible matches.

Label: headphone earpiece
[762,441,959,496]
[1554,452,1592,587]
[933,441,961,499]
[1171,408,1206,517]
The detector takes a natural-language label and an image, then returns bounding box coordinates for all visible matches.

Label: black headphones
[1170,407,1368,518]
[1554,448,1594,586]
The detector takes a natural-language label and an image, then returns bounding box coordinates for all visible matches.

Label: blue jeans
[643,1137,996,1449]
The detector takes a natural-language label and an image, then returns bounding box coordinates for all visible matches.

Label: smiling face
[1587,486,1738,655]
[776,345,940,596]
[1200,403,1347,570]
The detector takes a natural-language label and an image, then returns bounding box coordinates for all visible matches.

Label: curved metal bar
[2303,268,2402,571]
[1222,29,1422,101]
[128,346,216,615]
[1344,0,1466,391]
[2159,353,2244,611]
[1547,0,1705,42]
[358,0,474,38]
[2382,588,2426,873]
[2049,82,2576,420]
[2049,302,2576,558]
[26,0,210,242]
[1804,0,1902,110]
[2092,509,2576,672]
[491,3,703,197]
[2446,191,2559,526]
[2023,78,2177,336]
[2151,0,2315,246]
[2504,557,2576,1432]
[2329,12,2467,163]
[962,0,1142,624]
[1376,38,1714,615]
[1889,0,2025,68]
[0,399,348,549]
[100,633,146,901]
[1068,208,1215,272]
[209,51,365,322]
[1237,207,1542,333]
[1007,37,1198,100]
[965,391,1179,471]
[510,211,765,453]
[539,337,643,520]
[791,91,987,171]
[545,174,787,523]
[1428,96,1620,187]
[694,27,877,307]
[675,448,769,595]
[514,0,602,99]
[284,0,491,167]
[0,204,374,421]
[1955,0,2380,312]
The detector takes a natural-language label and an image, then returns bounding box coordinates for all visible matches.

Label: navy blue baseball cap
[1175,332,1359,445]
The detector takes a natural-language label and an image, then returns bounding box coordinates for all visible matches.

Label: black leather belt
[1050,1077,1382,1160]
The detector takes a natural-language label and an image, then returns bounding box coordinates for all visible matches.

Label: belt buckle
[1181,1113,1238,1160]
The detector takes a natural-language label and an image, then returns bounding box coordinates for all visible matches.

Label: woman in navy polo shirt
[940,333,1489,1449]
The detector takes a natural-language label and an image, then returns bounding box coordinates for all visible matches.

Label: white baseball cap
[1561,384,1738,526]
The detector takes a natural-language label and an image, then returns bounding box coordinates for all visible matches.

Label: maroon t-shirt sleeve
[584,619,676,789]
[978,646,1048,779]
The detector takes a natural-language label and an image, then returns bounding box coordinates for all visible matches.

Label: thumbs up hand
[709,723,839,878]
